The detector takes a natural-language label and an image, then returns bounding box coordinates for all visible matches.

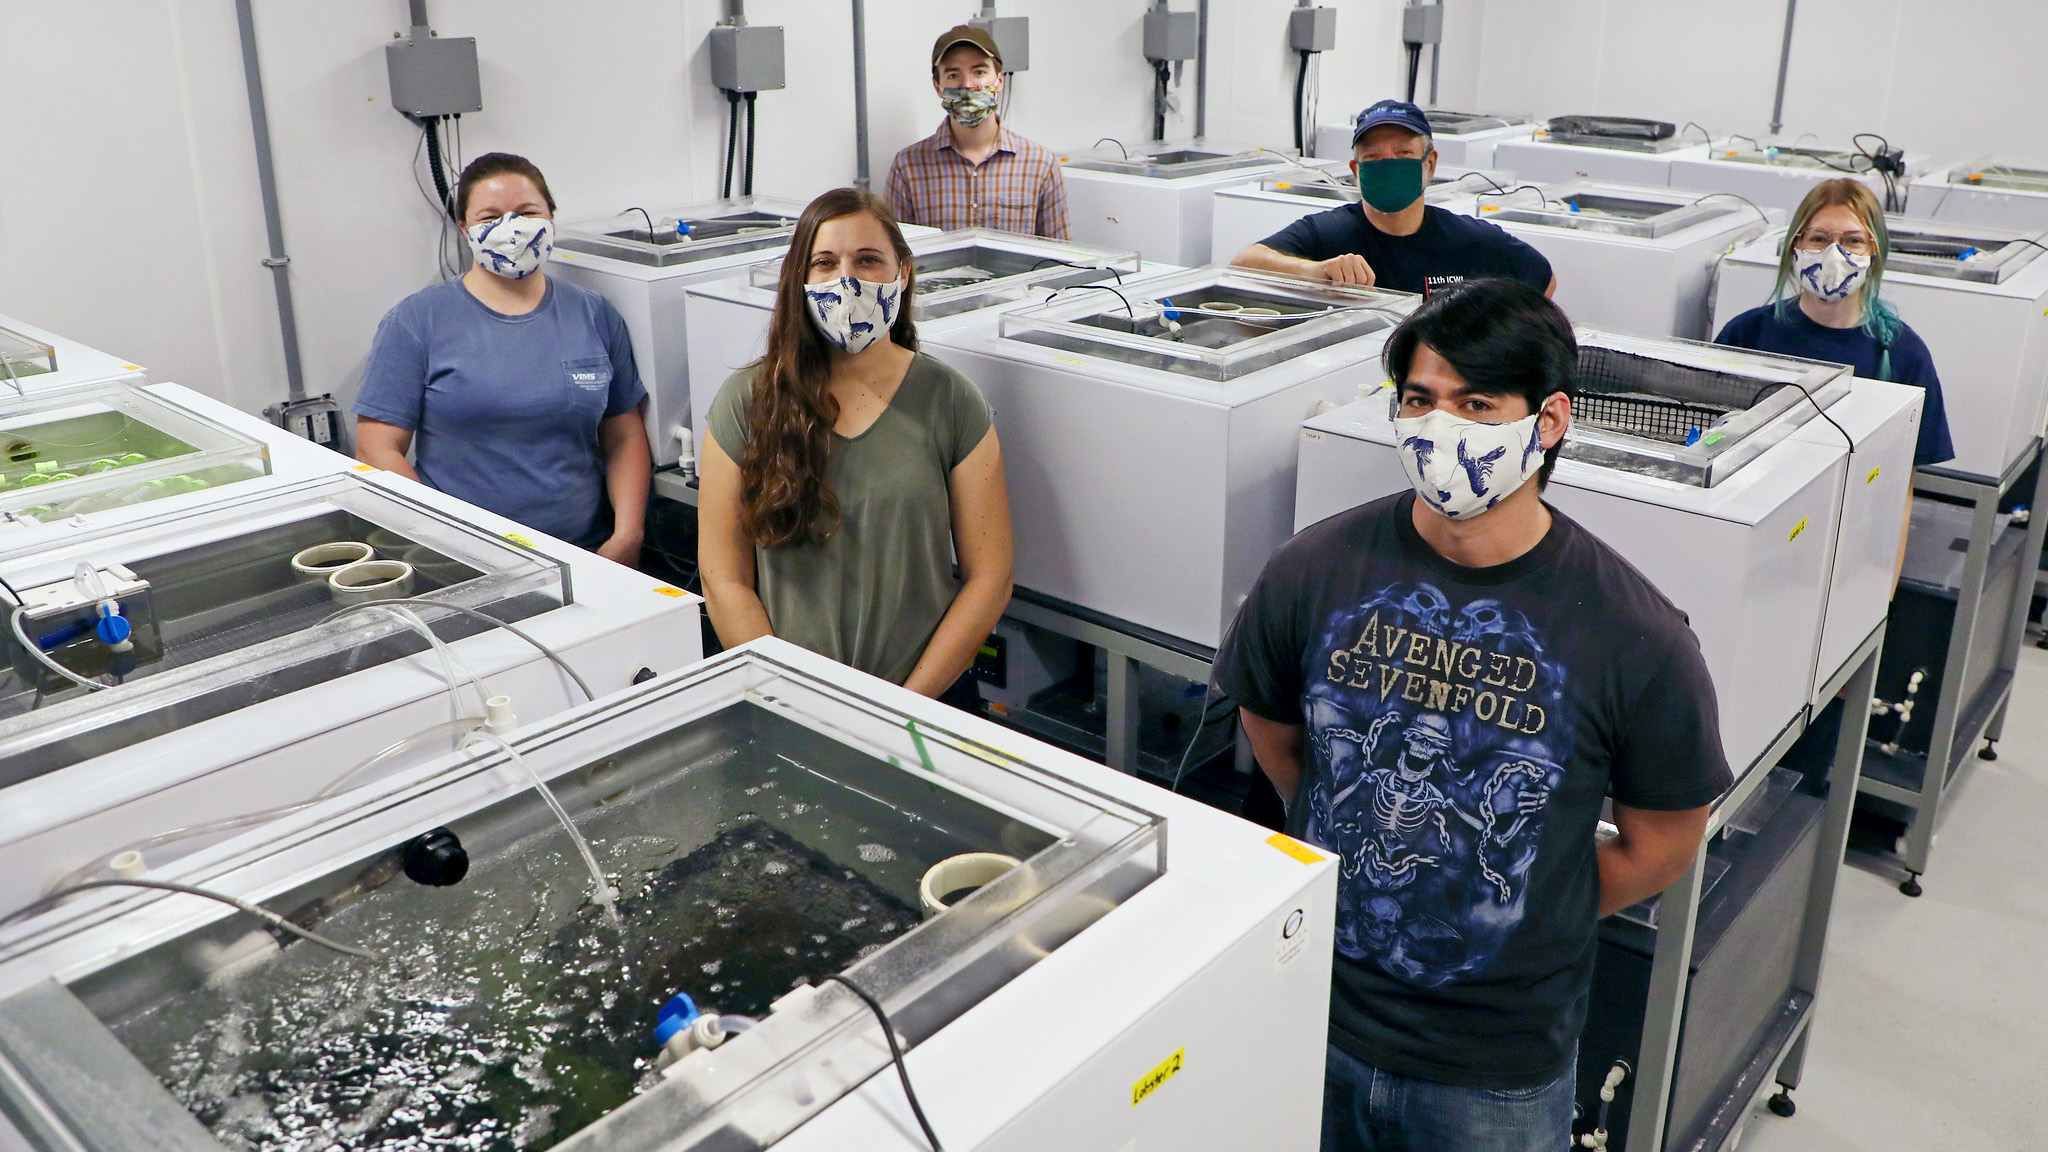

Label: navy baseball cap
[1351,99,1433,144]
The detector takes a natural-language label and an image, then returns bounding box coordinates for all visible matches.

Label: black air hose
[721,90,741,200]
[743,91,758,198]
[423,115,454,220]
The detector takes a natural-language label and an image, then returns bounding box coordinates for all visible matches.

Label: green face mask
[1354,157,1425,214]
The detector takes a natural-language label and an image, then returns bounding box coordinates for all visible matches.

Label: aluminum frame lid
[1554,329,1852,487]
[1423,109,1524,135]
[555,196,809,267]
[1944,156,2048,194]
[1479,180,1751,239]
[741,229,1147,322]
[1243,164,1515,206]
[996,267,1415,382]
[0,640,1167,1152]
[0,472,568,789]
[0,382,273,525]
[1743,217,2048,284]
[1060,139,1292,179]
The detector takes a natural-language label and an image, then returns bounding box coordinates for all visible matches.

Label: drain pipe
[1769,0,1797,134]
[1193,0,1209,139]
[1429,0,1442,105]
[233,0,306,402]
[851,0,871,188]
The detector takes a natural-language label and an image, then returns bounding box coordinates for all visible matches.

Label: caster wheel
[1899,875,1924,898]
[1978,743,1999,761]
[1767,1092,1797,1118]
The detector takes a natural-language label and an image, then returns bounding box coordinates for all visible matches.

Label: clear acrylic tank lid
[0,472,568,789]
[554,197,807,267]
[0,382,271,524]
[0,643,1166,1152]
[1945,156,2048,193]
[1060,138,1291,179]
[747,228,1144,321]
[997,267,1415,382]
[0,325,58,383]
[1750,217,2047,285]
[1246,166,1511,204]
[1480,181,1752,239]
[1704,141,1877,171]
[1548,330,1852,487]
[1424,109,1524,135]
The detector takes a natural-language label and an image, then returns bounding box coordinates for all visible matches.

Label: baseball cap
[932,25,1003,69]
[1351,99,1433,144]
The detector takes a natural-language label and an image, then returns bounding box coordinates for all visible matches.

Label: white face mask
[1793,244,1869,303]
[1391,407,1546,521]
[466,213,554,279]
[804,275,903,354]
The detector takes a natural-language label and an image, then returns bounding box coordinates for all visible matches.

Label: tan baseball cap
[932,24,1002,69]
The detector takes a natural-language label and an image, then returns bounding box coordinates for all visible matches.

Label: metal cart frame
[1855,439,2048,896]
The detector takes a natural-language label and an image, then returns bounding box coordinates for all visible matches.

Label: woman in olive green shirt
[698,187,1013,699]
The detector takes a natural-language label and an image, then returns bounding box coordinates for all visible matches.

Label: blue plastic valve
[652,992,700,1047]
[95,612,131,647]
[1160,297,1182,323]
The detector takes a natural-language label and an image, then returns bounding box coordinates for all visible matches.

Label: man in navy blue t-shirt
[1232,100,1555,300]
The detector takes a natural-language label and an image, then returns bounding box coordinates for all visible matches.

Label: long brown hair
[739,188,919,548]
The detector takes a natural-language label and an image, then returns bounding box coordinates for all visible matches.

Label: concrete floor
[1738,643,2048,1151]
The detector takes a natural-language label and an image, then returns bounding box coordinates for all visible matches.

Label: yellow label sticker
[1480,204,1500,211]
[1866,465,1881,485]
[1267,833,1328,864]
[352,463,378,472]
[1789,516,1808,542]
[502,532,537,547]
[653,586,689,598]
[122,365,143,371]
[1131,1047,1185,1108]
[1053,355,1087,367]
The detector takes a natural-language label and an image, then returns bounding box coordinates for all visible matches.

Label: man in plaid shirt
[885,25,1068,239]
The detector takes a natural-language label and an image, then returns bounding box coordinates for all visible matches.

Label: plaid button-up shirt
[885,119,1069,239]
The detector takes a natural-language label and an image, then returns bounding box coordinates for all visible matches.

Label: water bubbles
[700,959,723,976]
[762,859,791,876]
[855,843,895,864]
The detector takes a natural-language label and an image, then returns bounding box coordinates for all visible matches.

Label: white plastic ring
[291,541,374,581]
[328,559,416,605]
[1199,300,1243,313]
[918,852,1021,919]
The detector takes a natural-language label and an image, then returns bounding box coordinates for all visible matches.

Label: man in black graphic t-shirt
[1231,99,1554,299]
[1214,280,1728,1152]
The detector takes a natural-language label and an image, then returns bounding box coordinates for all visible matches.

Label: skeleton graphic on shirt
[1305,583,1570,987]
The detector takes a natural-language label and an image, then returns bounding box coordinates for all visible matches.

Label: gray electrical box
[1402,4,1443,46]
[709,24,786,93]
[1288,6,1337,52]
[384,34,482,117]
[968,15,1030,72]
[1143,9,1199,62]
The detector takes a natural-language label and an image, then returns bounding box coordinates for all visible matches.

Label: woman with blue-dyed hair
[1715,177,1954,468]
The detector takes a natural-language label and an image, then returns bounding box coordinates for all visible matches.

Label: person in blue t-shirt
[1715,177,1954,469]
[1231,99,1555,300]
[355,153,650,563]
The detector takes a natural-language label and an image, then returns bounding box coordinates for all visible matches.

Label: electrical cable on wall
[722,90,742,200]
[743,91,758,197]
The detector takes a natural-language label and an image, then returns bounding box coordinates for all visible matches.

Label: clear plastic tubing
[464,728,622,929]
[46,716,487,895]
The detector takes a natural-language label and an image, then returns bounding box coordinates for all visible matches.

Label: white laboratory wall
[1464,0,2048,169]
[0,0,1449,423]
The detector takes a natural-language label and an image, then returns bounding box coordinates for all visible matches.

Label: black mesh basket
[1572,346,1781,446]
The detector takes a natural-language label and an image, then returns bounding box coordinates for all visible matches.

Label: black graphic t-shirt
[1259,204,1553,297]
[1215,493,1731,1089]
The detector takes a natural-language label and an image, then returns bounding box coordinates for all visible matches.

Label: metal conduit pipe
[852,0,871,188]
[1769,0,1798,134]
[234,0,306,401]
[1194,0,1209,138]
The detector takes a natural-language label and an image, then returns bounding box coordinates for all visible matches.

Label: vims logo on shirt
[570,369,607,389]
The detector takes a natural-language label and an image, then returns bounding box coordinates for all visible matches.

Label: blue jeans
[1320,1041,1576,1152]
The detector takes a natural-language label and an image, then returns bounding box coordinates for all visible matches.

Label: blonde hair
[1772,177,1902,347]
